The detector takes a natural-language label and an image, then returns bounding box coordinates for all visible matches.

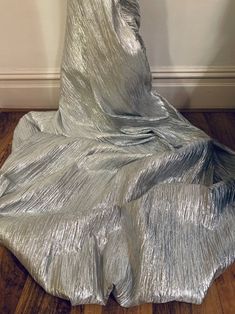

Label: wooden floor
[0,111,235,314]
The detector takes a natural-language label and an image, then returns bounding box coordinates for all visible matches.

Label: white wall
[0,0,235,109]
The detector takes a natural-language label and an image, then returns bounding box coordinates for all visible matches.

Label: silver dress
[0,0,235,307]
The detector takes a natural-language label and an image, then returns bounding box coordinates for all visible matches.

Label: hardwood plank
[203,112,235,150]
[191,283,223,314]
[102,297,127,314]
[0,112,26,167]
[0,141,12,168]
[215,263,235,314]
[83,304,103,314]
[153,302,174,314]
[154,301,194,314]
[126,303,152,314]
[102,297,152,314]
[70,305,85,314]
[181,112,211,136]
[0,247,28,314]
[14,276,71,314]
[171,302,192,314]
[0,112,25,141]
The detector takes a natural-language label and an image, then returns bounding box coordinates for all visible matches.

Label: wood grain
[0,111,234,314]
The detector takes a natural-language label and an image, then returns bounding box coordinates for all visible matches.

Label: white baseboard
[0,70,59,110]
[0,67,235,110]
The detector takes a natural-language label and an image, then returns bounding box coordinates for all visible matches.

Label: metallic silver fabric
[0,0,235,307]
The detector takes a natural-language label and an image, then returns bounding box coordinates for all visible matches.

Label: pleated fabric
[0,0,235,307]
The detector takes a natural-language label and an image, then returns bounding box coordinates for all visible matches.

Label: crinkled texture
[0,0,235,307]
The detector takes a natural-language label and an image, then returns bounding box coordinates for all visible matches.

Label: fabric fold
[0,0,234,307]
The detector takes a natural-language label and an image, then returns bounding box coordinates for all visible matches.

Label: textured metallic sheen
[0,0,235,308]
